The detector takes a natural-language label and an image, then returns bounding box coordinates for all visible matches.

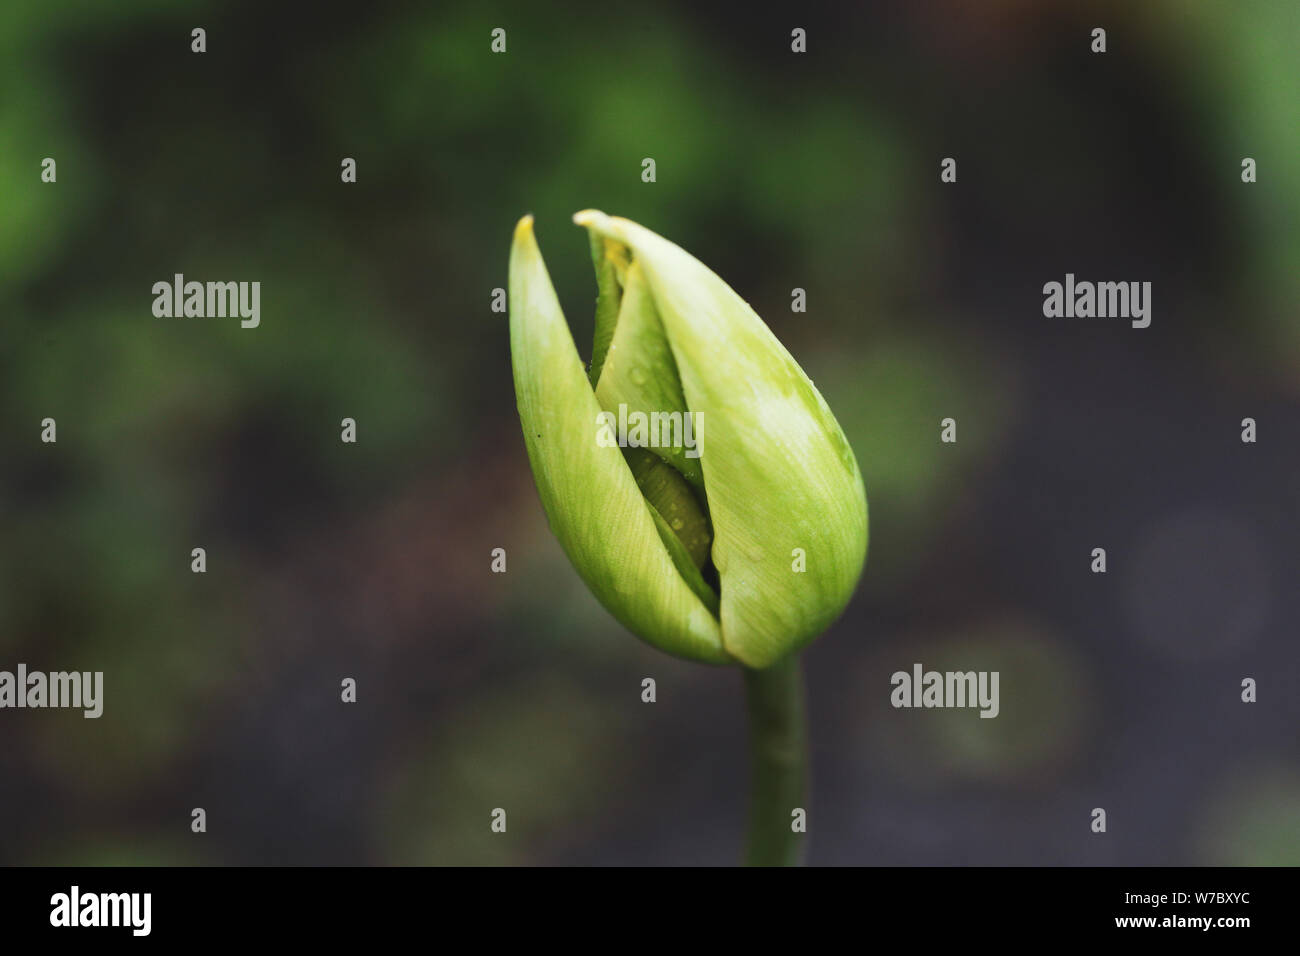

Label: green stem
[742,654,808,866]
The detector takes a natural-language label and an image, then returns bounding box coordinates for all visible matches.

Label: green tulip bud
[508,211,868,669]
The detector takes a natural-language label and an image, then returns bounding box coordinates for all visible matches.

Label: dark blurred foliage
[1,0,1297,865]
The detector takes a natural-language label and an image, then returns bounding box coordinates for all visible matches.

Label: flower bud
[509,211,867,668]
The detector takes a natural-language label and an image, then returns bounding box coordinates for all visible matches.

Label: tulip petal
[573,211,869,668]
[594,259,706,492]
[587,233,629,385]
[625,447,713,572]
[508,216,728,664]
[647,503,720,618]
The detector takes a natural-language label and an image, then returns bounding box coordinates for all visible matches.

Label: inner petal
[594,259,705,494]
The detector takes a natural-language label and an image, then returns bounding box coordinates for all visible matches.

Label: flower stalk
[743,654,808,866]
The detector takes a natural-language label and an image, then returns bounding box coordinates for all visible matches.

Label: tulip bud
[508,211,867,668]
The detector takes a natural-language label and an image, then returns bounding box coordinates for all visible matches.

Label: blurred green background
[1,0,1297,865]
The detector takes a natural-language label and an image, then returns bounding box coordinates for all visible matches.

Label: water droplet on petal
[630,366,648,386]
[670,517,684,530]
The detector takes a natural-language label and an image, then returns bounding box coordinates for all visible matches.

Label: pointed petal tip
[572,209,608,229]
[514,214,535,241]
